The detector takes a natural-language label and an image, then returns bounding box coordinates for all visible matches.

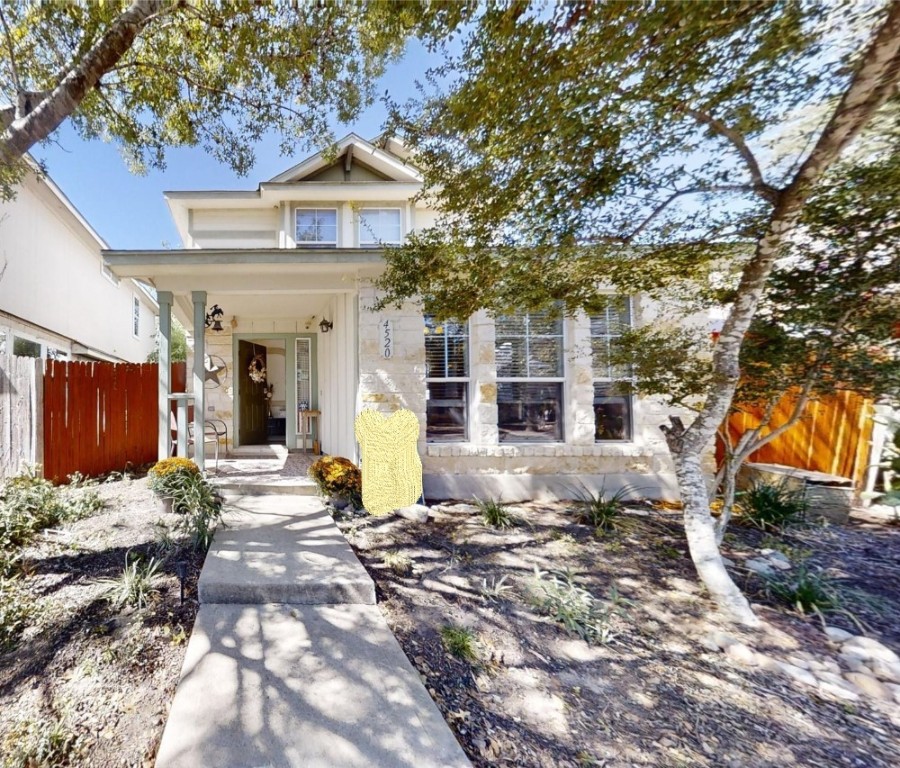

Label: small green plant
[738,480,808,532]
[529,567,627,644]
[3,716,82,768]
[480,574,515,602]
[475,497,515,529]
[765,565,838,614]
[98,554,163,610]
[308,455,363,508]
[149,461,223,551]
[440,624,479,662]
[0,575,33,653]
[571,485,633,531]
[382,550,413,575]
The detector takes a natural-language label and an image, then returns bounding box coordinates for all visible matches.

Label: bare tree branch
[683,106,781,203]
[625,184,755,242]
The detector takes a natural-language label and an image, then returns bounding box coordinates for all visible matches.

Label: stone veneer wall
[357,285,710,502]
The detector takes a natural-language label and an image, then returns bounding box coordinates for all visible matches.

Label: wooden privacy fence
[719,390,875,489]
[42,360,188,483]
[0,356,43,480]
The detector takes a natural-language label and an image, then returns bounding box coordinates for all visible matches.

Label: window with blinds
[296,338,312,433]
[590,297,633,441]
[359,208,402,245]
[495,309,563,442]
[424,315,468,441]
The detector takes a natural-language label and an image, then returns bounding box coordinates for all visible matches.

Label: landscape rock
[818,681,860,702]
[869,658,900,684]
[707,631,740,651]
[395,504,431,523]
[776,662,818,688]
[725,643,758,666]
[841,636,900,665]
[843,673,894,702]
[841,656,873,675]
[745,558,777,578]
[824,626,854,644]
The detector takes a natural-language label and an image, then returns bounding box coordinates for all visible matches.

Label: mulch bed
[336,502,900,768]
[0,477,203,768]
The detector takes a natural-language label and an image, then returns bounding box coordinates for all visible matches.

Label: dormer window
[359,208,402,246]
[296,208,337,248]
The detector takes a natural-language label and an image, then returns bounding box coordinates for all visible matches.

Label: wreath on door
[248,354,267,384]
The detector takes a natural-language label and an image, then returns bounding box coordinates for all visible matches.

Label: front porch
[102,249,381,471]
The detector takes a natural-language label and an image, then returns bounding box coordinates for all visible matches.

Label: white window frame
[495,309,565,443]
[132,294,141,339]
[358,207,403,246]
[424,316,470,442]
[295,207,338,248]
[590,296,634,443]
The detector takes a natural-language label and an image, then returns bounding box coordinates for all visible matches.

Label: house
[103,134,693,500]
[0,163,157,363]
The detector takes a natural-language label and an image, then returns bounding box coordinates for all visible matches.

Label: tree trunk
[0,0,163,165]
[715,452,738,546]
[663,0,900,624]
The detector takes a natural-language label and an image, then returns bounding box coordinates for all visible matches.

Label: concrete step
[155,604,471,768]
[198,495,375,605]
[211,478,318,497]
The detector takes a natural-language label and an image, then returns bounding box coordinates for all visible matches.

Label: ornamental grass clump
[147,458,222,551]
[308,456,363,509]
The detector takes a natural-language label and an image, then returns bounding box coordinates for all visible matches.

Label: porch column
[192,291,207,471]
[157,291,173,461]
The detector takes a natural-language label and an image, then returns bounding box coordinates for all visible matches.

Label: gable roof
[268,133,422,184]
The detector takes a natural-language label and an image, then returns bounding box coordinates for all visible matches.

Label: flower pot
[329,497,350,510]
[156,496,175,515]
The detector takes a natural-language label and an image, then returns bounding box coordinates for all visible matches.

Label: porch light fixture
[319,317,333,334]
[205,304,225,332]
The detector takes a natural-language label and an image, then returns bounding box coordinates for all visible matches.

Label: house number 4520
[381,319,393,359]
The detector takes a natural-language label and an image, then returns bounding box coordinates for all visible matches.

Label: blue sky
[35,42,436,250]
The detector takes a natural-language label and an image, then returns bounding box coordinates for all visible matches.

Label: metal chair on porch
[187,419,228,471]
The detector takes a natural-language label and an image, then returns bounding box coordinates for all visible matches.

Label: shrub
[0,467,102,554]
[3,716,83,768]
[0,575,32,653]
[571,486,633,531]
[98,554,163,610]
[440,624,479,662]
[738,480,808,532]
[529,567,628,644]
[148,459,222,550]
[148,458,201,509]
[765,565,839,614]
[382,551,413,575]
[475,497,515,529]
[308,456,363,508]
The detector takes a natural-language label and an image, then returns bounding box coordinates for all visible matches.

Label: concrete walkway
[156,492,470,768]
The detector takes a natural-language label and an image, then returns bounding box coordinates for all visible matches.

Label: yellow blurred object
[354,409,423,516]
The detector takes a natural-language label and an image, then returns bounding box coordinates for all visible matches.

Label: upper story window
[590,297,633,441]
[296,208,338,247]
[425,315,469,442]
[132,295,141,339]
[495,309,564,442]
[359,208,402,245]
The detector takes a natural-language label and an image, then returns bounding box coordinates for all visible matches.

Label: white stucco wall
[0,172,156,362]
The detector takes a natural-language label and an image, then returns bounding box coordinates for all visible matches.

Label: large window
[591,297,633,441]
[425,316,468,441]
[295,208,337,247]
[359,208,402,245]
[495,310,563,442]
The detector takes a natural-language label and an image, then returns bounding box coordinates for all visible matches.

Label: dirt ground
[336,501,900,768]
[0,476,202,768]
